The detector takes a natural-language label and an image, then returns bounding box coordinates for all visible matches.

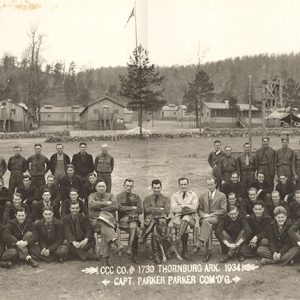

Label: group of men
[1,136,300,269]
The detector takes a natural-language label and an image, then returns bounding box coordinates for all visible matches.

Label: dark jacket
[71,153,94,178]
[215,214,252,242]
[220,182,245,199]
[288,200,300,223]
[17,184,39,206]
[27,154,50,177]
[0,187,10,206]
[253,180,272,200]
[49,153,70,174]
[39,184,61,204]
[265,201,289,219]
[82,181,96,203]
[276,181,295,203]
[288,220,300,244]
[33,218,64,253]
[63,213,93,243]
[267,219,294,254]
[0,223,10,248]
[246,212,272,241]
[8,155,27,173]
[0,157,7,177]
[2,202,31,225]
[208,150,225,168]
[240,197,255,216]
[116,191,142,220]
[59,175,83,201]
[31,201,60,222]
[255,146,276,177]
[4,218,36,247]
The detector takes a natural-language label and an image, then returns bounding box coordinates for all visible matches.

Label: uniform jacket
[255,147,276,176]
[116,191,142,220]
[275,148,296,176]
[63,213,93,243]
[238,153,256,172]
[27,154,50,177]
[34,218,64,253]
[71,152,94,178]
[143,193,170,217]
[7,155,27,173]
[49,153,70,174]
[94,153,114,173]
[198,190,227,218]
[219,156,240,180]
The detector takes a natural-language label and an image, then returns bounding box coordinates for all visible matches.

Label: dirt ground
[1,135,300,299]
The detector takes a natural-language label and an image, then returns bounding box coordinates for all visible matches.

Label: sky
[0,0,300,68]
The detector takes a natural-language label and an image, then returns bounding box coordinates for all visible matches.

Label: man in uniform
[72,142,94,181]
[4,208,38,267]
[140,179,170,244]
[27,143,50,188]
[117,179,142,263]
[88,180,123,266]
[7,146,27,196]
[238,142,256,191]
[255,137,276,188]
[49,143,70,185]
[276,137,297,182]
[219,146,239,186]
[63,201,94,261]
[94,144,114,193]
[31,206,68,263]
[170,177,198,261]
[208,140,224,188]
[196,177,227,262]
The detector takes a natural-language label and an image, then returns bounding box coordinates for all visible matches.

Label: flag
[125,7,134,27]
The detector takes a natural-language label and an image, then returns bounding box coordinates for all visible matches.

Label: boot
[260,258,277,266]
[131,239,139,264]
[127,228,137,256]
[139,220,155,244]
[175,220,188,246]
[181,233,191,261]
[0,261,12,269]
[27,257,39,268]
[112,238,124,252]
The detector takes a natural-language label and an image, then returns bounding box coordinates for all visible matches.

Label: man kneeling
[215,205,252,262]
[31,206,68,263]
[63,201,94,261]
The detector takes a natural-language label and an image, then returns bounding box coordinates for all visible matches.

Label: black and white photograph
[1,0,300,299]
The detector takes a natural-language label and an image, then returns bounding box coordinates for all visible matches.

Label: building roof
[40,105,84,113]
[0,100,28,112]
[204,102,258,111]
[162,104,178,111]
[79,97,125,116]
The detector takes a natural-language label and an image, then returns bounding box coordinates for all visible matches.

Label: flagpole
[134,1,138,48]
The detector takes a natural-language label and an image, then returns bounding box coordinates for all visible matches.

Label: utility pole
[248,75,253,150]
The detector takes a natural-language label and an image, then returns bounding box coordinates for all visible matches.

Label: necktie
[154,194,159,205]
[245,154,249,166]
[208,192,213,212]
[182,192,187,199]
[126,192,131,206]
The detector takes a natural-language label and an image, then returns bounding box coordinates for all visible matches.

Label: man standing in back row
[94,144,114,193]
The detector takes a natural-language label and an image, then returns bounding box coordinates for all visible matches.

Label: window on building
[11,109,16,115]
[48,114,51,118]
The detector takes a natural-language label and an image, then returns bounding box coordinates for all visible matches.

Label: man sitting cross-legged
[30,206,68,263]
[170,177,198,261]
[215,205,252,263]
[4,208,38,268]
[63,201,94,261]
[257,206,299,266]
[89,180,123,266]
[240,201,272,259]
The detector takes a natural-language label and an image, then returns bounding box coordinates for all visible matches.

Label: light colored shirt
[170,190,198,215]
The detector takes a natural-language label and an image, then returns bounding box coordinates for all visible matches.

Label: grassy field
[1,135,300,299]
